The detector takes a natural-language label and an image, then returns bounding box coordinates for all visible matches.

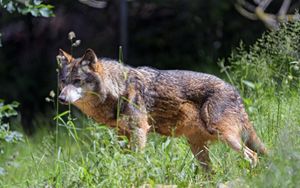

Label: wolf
[57,48,267,171]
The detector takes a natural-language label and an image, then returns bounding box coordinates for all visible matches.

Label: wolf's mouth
[58,96,80,105]
[59,101,69,105]
[58,95,69,104]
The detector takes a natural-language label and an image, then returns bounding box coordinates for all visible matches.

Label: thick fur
[58,49,267,171]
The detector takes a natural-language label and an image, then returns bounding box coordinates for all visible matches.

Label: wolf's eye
[60,79,66,84]
[73,78,81,85]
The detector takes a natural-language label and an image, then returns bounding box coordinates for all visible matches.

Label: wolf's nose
[58,95,67,104]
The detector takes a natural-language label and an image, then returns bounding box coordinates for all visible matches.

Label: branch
[255,7,279,29]
[78,0,107,9]
[235,0,300,29]
[235,3,258,20]
[278,0,291,16]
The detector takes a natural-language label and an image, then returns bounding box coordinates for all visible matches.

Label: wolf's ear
[58,49,73,64]
[81,48,97,66]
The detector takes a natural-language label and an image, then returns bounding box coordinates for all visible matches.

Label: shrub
[0,0,54,17]
[221,21,300,97]
[0,99,22,175]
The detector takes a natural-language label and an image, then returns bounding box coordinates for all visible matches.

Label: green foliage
[0,100,22,145]
[226,21,300,96]
[0,0,54,17]
[0,99,22,176]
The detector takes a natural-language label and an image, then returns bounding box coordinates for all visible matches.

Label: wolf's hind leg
[244,122,268,155]
[223,133,258,167]
[187,133,212,172]
[189,143,211,172]
[216,119,258,167]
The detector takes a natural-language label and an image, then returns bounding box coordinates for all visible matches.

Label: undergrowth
[1,22,300,187]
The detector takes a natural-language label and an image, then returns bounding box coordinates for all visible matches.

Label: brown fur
[57,49,267,171]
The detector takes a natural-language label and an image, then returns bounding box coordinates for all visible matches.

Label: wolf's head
[57,49,104,104]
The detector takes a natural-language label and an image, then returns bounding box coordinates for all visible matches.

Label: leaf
[0,167,6,176]
[4,131,23,143]
[11,101,19,107]
[33,0,42,5]
[162,138,171,150]
[30,9,39,17]
[53,110,70,120]
[6,1,15,13]
[243,98,253,106]
[242,80,255,89]
[39,7,51,17]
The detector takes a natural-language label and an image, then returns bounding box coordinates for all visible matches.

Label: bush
[223,21,300,96]
[0,99,22,175]
[0,0,54,17]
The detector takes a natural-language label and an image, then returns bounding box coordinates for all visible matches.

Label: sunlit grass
[1,91,300,187]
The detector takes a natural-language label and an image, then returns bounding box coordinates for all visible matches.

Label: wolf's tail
[242,121,268,155]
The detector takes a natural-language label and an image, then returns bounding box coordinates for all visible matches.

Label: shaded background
[0,0,268,134]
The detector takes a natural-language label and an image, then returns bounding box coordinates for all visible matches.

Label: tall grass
[1,22,300,187]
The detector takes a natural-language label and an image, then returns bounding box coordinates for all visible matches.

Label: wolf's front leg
[119,113,149,151]
[130,116,150,151]
[119,82,151,150]
[119,100,150,151]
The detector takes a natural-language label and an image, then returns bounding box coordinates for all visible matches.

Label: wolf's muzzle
[58,94,68,104]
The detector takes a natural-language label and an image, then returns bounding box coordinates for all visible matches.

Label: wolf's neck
[101,60,129,99]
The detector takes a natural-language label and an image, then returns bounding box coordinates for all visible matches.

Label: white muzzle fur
[60,85,83,103]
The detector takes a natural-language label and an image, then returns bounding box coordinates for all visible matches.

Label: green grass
[1,92,300,187]
[2,22,300,187]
